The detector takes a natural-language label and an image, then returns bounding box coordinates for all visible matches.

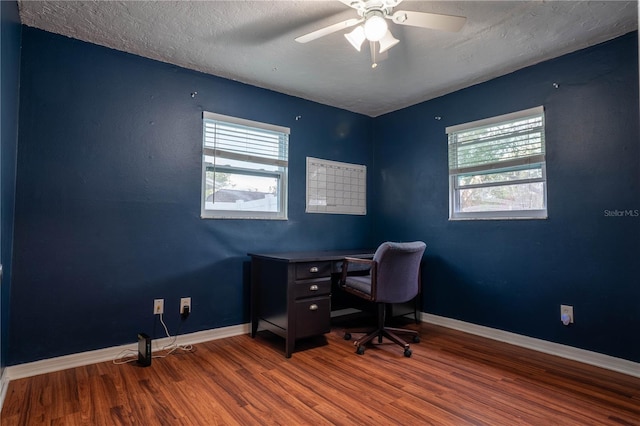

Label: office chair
[340,241,426,357]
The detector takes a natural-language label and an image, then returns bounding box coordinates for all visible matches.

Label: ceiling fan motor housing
[351,0,397,18]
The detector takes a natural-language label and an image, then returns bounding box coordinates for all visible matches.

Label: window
[447,106,547,220]
[201,112,289,219]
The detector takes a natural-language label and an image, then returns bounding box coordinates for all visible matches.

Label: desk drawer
[292,278,331,299]
[295,261,332,279]
[294,296,331,338]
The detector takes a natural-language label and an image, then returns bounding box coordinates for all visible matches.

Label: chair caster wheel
[344,333,352,341]
[404,348,412,357]
[356,346,365,355]
[413,336,420,343]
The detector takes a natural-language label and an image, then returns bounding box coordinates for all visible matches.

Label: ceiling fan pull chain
[371,40,378,69]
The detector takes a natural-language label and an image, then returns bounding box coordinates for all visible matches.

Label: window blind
[447,106,544,176]
[203,112,289,167]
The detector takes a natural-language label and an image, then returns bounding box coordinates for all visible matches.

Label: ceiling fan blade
[338,0,361,8]
[295,18,363,43]
[391,10,466,32]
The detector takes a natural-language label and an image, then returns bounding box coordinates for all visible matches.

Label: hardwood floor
[2,321,639,425]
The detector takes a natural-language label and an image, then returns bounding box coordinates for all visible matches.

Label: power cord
[153,313,194,358]
[113,349,138,365]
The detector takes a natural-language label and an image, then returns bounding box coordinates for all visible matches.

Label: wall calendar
[306,157,366,215]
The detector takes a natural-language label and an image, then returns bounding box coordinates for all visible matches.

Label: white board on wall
[306,157,366,215]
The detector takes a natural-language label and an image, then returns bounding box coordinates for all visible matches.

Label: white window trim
[201,112,289,220]
[203,111,289,136]
[447,106,548,221]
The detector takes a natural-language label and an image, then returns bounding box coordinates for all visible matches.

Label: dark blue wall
[0,0,21,371]
[372,32,639,362]
[9,27,375,364]
[7,24,640,365]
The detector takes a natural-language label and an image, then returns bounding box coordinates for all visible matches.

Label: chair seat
[343,276,372,296]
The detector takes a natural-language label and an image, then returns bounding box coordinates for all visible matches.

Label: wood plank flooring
[2,321,639,425]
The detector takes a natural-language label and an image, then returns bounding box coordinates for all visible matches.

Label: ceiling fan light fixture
[363,14,388,42]
[345,25,366,51]
[378,30,399,54]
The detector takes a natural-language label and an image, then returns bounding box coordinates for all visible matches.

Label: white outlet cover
[154,298,164,315]
[180,297,191,314]
[560,304,574,324]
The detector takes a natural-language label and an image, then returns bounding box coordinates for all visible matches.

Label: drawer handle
[309,266,319,273]
[309,284,319,291]
[309,304,318,311]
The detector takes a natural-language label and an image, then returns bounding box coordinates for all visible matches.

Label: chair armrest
[340,257,374,284]
[344,257,374,265]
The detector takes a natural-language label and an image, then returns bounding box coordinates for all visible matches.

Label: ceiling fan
[295,0,466,67]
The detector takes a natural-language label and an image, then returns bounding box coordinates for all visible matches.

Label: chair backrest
[373,241,426,304]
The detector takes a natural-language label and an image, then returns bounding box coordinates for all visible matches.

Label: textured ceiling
[18,1,638,117]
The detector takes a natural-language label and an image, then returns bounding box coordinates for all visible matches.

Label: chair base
[344,304,419,357]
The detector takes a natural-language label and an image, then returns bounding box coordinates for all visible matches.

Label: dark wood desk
[248,249,375,358]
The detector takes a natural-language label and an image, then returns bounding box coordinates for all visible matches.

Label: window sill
[449,210,548,221]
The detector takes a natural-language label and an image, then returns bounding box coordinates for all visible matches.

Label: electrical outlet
[560,304,573,324]
[180,297,191,315]
[154,298,164,315]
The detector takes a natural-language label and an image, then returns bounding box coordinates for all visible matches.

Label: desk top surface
[248,249,375,263]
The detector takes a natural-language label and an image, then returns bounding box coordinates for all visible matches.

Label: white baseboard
[4,323,249,381]
[422,313,640,378]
